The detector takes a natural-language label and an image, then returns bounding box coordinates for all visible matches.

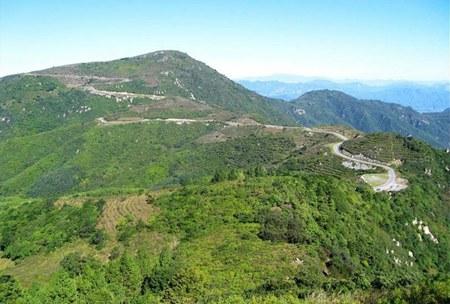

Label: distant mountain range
[288,90,450,148]
[239,78,450,113]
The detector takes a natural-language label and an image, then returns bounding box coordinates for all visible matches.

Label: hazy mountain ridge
[239,79,450,112]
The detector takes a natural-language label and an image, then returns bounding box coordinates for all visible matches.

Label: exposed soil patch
[196,131,228,143]
[29,73,130,88]
[97,195,157,236]
[54,197,86,208]
[130,96,211,113]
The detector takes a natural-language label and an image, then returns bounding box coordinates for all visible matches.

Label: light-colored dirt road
[307,128,405,192]
[84,86,165,101]
[96,117,406,192]
[331,139,399,192]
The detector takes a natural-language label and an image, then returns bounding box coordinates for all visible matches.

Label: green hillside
[0,53,449,303]
[38,50,294,125]
[0,75,124,138]
[0,121,311,197]
[290,90,450,148]
[1,156,449,303]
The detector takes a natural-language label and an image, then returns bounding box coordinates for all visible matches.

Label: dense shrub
[60,252,99,277]
[0,199,104,259]
[258,207,306,244]
[0,275,22,304]
[27,167,81,197]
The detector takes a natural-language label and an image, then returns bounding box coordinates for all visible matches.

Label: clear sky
[0,0,449,81]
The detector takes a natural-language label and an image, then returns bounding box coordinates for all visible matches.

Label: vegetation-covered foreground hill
[0,52,449,303]
[1,129,449,303]
[0,141,449,303]
[290,90,450,148]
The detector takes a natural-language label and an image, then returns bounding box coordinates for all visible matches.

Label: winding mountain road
[31,74,405,191]
[96,116,405,192]
[306,128,404,192]
[330,137,398,192]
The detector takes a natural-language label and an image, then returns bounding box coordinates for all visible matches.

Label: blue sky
[0,0,448,81]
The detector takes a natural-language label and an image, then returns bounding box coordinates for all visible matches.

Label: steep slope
[36,50,294,124]
[0,75,126,139]
[290,90,450,148]
[423,108,450,139]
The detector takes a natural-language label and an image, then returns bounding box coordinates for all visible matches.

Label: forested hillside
[290,90,450,148]
[38,50,294,125]
[0,52,449,303]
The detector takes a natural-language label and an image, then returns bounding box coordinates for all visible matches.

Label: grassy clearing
[127,230,179,255]
[0,196,32,208]
[1,229,176,288]
[2,240,99,287]
[175,227,305,297]
[361,173,389,187]
[0,254,14,271]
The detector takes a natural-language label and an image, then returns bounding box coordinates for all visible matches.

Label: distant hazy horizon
[1,1,449,81]
[1,51,449,85]
[235,74,450,85]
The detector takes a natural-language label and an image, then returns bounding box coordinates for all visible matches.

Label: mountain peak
[30,51,294,125]
[297,89,357,101]
[135,49,191,58]
[129,50,196,63]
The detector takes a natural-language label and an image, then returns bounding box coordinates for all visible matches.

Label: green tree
[0,275,22,304]
[120,253,142,298]
[142,249,177,293]
[45,272,77,303]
